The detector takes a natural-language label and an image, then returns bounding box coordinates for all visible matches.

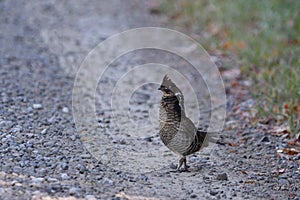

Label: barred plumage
[158,75,211,171]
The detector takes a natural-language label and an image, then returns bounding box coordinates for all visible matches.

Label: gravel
[1,0,299,199]
[216,173,228,181]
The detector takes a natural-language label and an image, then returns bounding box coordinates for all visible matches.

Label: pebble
[32,190,42,197]
[81,154,92,159]
[11,181,22,187]
[200,158,209,163]
[143,136,153,142]
[32,177,45,182]
[102,177,114,185]
[85,195,97,200]
[62,107,69,113]
[210,190,218,196]
[41,128,47,135]
[260,136,269,143]
[77,163,86,173]
[47,178,58,182]
[60,162,69,170]
[69,187,81,196]
[30,177,45,187]
[32,104,43,109]
[189,156,197,163]
[11,125,22,133]
[278,179,289,185]
[216,173,228,181]
[170,163,177,169]
[61,173,70,180]
[70,134,77,141]
[140,174,148,181]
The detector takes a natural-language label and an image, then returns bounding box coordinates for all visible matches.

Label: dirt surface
[1,1,300,199]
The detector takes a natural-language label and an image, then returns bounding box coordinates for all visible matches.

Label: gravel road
[1,1,299,199]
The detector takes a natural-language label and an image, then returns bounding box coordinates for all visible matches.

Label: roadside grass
[159,0,300,135]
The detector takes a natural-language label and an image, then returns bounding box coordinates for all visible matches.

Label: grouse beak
[158,86,162,90]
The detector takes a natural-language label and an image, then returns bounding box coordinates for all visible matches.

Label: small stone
[102,177,114,185]
[61,173,70,180]
[210,190,218,196]
[216,173,228,181]
[11,126,22,133]
[33,104,43,109]
[140,174,148,181]
[190,194,197,198]
[11,180,22,187]
[170,163,177,169]
[27,133,34,138]
[119,139,126,145]
[70,134,77,141]
[77,164,86,173]
[26,106,33,113]
[41,128,47,135]
[48,116,55,123]
[278,179,289,185]
[32,177,45,182]
[51,183,63,192]
[260,136,269,143]
[31,177,44,187]
[143,136,153,142]
[32,190,42,197]
[62,107,69,113]
[69,187,81,196]
[189,156,197,163]
[85,195,97,200]
[81,154,92,159]
[47,178,58,182]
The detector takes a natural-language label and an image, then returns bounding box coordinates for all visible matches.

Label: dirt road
[1,1,299,199]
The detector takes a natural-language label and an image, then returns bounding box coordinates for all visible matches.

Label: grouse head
[158,75,177,97]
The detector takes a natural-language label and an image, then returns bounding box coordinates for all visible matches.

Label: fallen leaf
[242,171,248,175]
[286,38,299,45]
[282,148,300,155]
[268,125,291,137]
[223,41,233,50]
[287,139,300,146]
[237,40,246,50]
[245,180,255,184]
[257,172,266,176]
[229,142,239,147]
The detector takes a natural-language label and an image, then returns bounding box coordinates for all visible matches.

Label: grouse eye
[165,88,172,93]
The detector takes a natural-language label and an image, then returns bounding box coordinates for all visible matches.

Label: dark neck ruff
[161,95,181,121]
[162,95,178,103]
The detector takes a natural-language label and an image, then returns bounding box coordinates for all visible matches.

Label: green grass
[159,0,300,134]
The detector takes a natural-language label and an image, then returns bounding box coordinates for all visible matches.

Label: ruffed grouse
[158,75,216,171]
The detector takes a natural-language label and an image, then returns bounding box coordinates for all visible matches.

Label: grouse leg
[176,156,189,172]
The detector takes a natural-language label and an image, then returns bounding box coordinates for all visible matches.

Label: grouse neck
[162,95,178,103]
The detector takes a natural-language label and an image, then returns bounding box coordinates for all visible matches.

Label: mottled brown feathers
[158,74,209,171]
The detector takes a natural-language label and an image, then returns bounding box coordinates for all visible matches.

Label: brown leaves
[277,148,300,156]
[283,102,300,116]
[244,179,256,184]
[228,142,239,147]
[223,40,246,52]
[267,125,290,137]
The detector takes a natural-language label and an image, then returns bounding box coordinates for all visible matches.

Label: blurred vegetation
[159,0,300,134]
